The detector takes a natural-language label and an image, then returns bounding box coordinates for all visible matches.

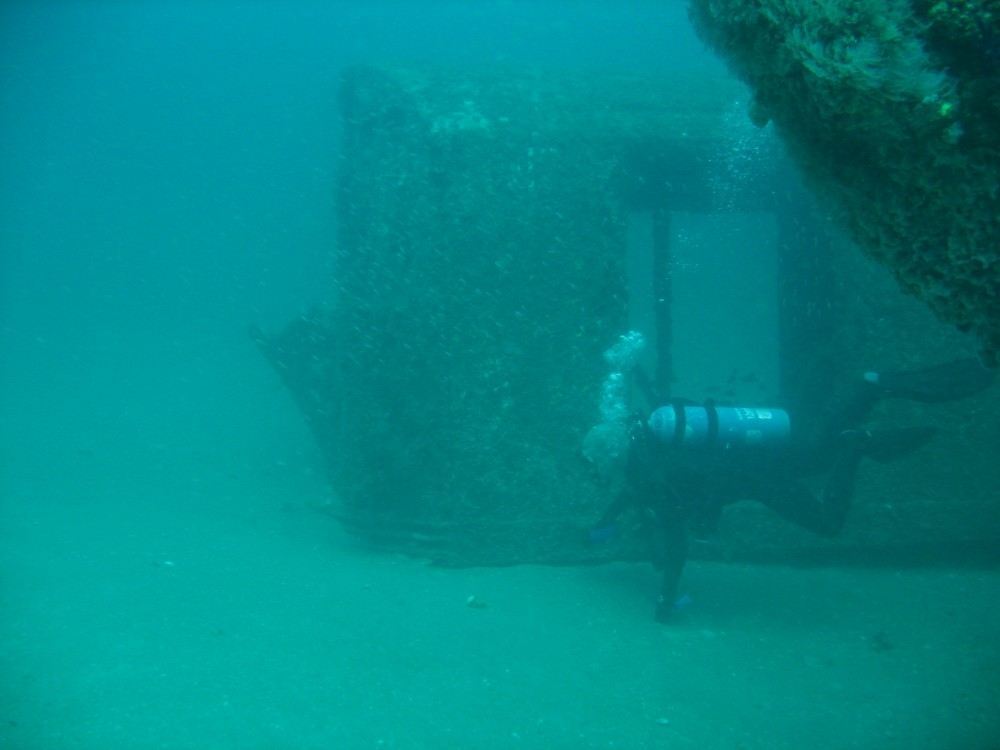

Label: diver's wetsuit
[592,357,995,623]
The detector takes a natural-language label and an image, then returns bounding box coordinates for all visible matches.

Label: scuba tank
[648,401,790,449]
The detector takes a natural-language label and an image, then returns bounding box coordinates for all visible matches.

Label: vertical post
[652,209,673,402]
[775,193,838,420]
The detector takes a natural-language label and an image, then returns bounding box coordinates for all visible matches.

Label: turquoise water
[2,3,998,748]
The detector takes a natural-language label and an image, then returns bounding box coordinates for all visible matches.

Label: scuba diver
[583,335,995,624]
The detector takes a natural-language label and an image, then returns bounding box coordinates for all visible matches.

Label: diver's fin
[861,426,938,463]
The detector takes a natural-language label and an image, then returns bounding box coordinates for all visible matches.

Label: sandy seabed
[1,334,997,750]
[2,447,998,750]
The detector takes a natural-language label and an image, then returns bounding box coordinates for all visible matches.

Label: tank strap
[669,400,686,445]
[704,399,720,447]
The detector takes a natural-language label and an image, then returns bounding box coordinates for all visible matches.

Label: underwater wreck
[689,0,1000,364]
[255,64,999,566]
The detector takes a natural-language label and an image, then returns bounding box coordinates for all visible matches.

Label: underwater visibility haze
[1,2,999,749]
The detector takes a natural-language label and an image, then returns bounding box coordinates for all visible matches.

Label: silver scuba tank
[648,402,791,449]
